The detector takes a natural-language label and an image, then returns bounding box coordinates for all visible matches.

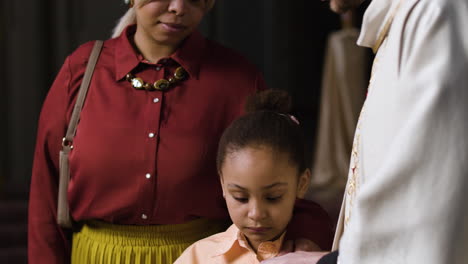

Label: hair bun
[245,89,292,114]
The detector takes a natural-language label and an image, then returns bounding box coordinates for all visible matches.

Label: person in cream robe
[262,0,468,263]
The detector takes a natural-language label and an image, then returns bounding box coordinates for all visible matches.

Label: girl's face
[220,146,310,251]
[135,0,207,47]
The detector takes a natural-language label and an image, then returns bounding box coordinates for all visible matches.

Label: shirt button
[153,98,160,103]
[145,173,151,179]
[148,132,155,138]
[156,66,161,71]
[141,214,148,220]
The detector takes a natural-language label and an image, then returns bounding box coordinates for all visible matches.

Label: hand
[261,251,330,264]
[279,239,322,256]
[262,238,329,264]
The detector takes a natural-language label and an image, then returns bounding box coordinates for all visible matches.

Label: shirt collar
[114,24,206,81]
[171,29,205,80]
[357,0,398,49]
[213,224,285,261]
[212,224,241,257]
[114,24,140,81]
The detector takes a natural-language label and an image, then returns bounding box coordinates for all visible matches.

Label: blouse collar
[114,24,206,81]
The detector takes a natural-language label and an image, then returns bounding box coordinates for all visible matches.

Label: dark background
[0,0,369,262]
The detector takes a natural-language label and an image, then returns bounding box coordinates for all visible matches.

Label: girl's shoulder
[175,224,238,263]
[191,224,238,249]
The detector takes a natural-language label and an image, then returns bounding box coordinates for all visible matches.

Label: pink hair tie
[289,115,300,125]
[279,113,300,125]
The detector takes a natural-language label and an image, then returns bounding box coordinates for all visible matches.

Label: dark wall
[3,0,51,198]
[0,0,6,191]
[1,0,349,199]
[1,0,129,199]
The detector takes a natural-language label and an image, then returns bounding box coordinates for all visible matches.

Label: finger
[278,240,294,256]
[294,238,322,252]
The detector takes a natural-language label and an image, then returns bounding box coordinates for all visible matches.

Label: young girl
[175,90,332,263]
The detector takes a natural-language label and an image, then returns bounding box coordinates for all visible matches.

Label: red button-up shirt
[28,25,267,263]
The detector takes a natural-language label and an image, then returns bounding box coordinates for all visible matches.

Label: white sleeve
[340,1,468,263]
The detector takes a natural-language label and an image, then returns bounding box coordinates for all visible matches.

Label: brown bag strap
[57,40,103,228]
[62,40,104,148]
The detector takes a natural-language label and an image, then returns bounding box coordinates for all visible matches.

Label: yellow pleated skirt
[71,218,229,264]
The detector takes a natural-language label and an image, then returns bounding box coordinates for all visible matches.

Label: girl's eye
[266,196,282,203]
[233,197,248,203]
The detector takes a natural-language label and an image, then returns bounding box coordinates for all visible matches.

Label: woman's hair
[112,0,216,38]
[217,89,308,175]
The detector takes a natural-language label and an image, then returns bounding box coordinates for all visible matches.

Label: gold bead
[174,67,187,80]
[143,83,154,91]
[154,79,170,91]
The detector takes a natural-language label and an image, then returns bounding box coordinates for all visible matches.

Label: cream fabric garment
[305,28,367,224]
[335,0,468,263]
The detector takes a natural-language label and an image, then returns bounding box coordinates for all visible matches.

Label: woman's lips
[160,22,187,33]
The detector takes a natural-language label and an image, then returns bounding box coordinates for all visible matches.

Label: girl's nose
[247,201,268,221]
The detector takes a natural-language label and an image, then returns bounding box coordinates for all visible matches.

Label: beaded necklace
[125,66,188,91]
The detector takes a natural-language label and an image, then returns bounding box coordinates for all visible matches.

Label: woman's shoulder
[64,38,120,78]
[203,38,260,72]
[67,41,99,64]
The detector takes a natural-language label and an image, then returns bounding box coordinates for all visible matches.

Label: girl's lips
[246,227,271,233]
[160,22,186,33]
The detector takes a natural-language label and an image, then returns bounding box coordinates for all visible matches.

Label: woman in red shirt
[28,0,332,263]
